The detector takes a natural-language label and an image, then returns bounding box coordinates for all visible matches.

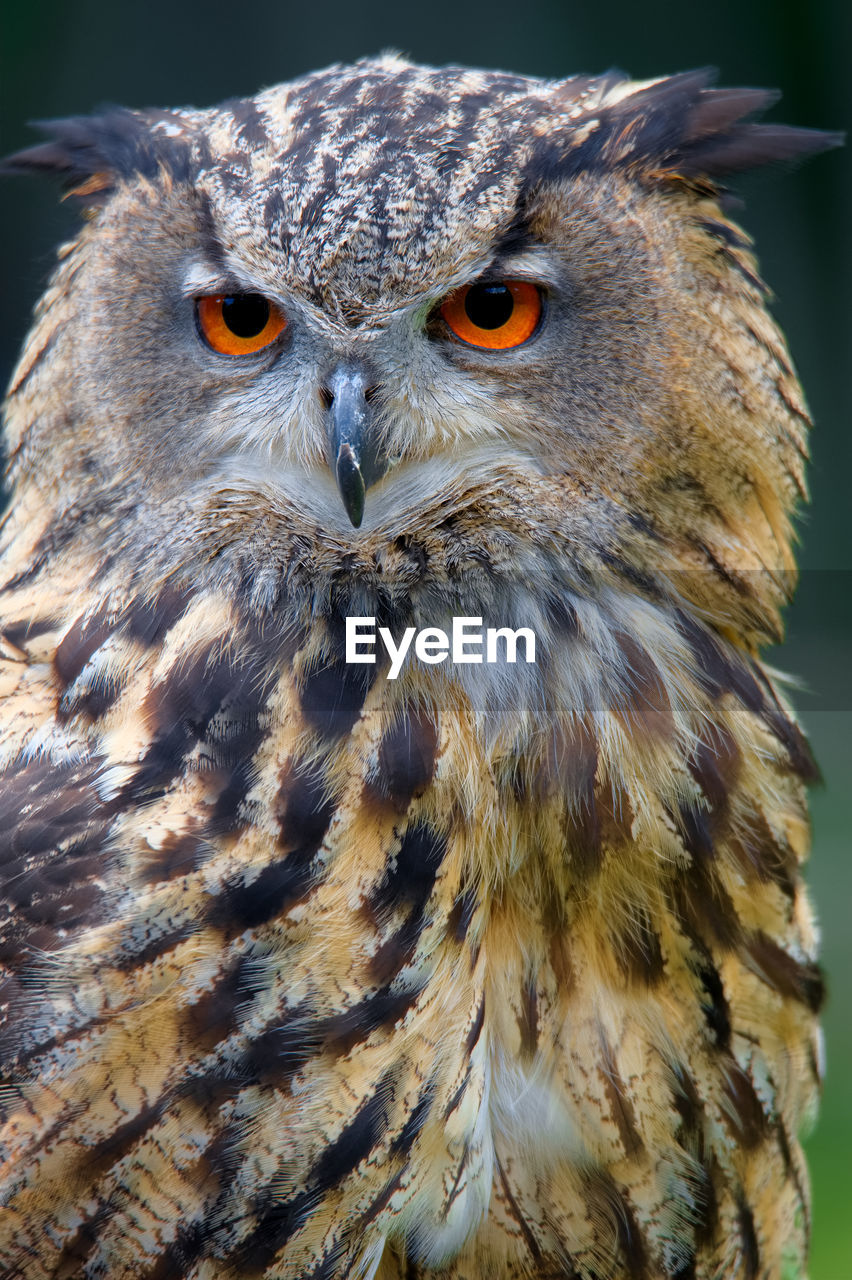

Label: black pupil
[464,283,515,330]
[221,294,270,338]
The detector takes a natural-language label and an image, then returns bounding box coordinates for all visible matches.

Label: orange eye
[440,280,542,349]
[196,293,287,355]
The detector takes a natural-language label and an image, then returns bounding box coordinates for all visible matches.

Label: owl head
[2,56,840,646]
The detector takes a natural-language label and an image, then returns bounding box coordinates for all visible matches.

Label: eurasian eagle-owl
[0,56,840,1280]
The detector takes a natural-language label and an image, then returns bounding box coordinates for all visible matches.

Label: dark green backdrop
[2,1,850,1271]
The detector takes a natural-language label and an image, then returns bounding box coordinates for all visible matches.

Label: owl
[0,55,840,1280]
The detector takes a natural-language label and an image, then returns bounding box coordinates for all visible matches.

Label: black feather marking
[70,1097,168,1182]
[674,611,764,713]
[54,588,191,722]
[612,1189,649,1280]
[300,1251,346,1280]
[298,652,376,738]
[602,556,661,598]
[389,1081,436,1157]
[543,593,580,637]
[220,96,272,149]
[611,904,665,986]
[368,911,427,986]
[230,1072,394,1272]
[496,1155,548,1268]
[515,974,538,1058]
[670,1060,706,1159]
[52,1205,116,1276]
[369,821,447,917]
[365,705,439,813]
[681,123,843,176]
[751,666,821,782]
[53,605,115,690]
[366,822,447,984]
[135,1223,210,1280]
[720,1059,769,1149]
[274,758,336,853]
[138,830,210,886]
[670,855,741,951]
[247,988,411,1081]
[115,923,194,970]
[446,885,477,942]
[465,997,486,1054]
[582,1170,649,1279]
[237,1014,318,1082]
[443,1063,473,1120]
[206,727,269,836]
[695,953,732,1048]
[736,1194,760,1280]
[599,1034,643,1157]
[206,849,317,932]
[667,1084,721,1277]
[743,931,825,1012]
[229,1188,314,1273]
[182,953,265,1052]
[2,617,57,647]
[192,761,331,949]
[1,501,119,594]
[361,1166,407,1228]
[0,1002,108,1079]
[679,618,818,789]
[318,985,421,1057]
[614,629,672,737]
[491,204,536,259]
[310,1072,393,1194]
[558,720,601,874]
[728,815,796,900]
[196,983,422,1086]
[687,722,741,825]
[675,616,819,780]
[676,800,715,862]
[58,667,127,723]
[121,584,194,647]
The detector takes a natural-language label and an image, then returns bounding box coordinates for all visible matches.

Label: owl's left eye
[439,280,543,349]
[196,293,288,355]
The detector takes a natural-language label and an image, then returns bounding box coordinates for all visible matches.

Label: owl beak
[323,364,381,528]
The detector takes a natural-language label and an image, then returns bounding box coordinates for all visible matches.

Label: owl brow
[180,267,261,300]
[483,248,559,288]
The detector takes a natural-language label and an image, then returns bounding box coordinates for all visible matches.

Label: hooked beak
[323,365,383,528]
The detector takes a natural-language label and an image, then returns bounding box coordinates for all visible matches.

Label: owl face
[4,57,836,633]
[74,165,666,523]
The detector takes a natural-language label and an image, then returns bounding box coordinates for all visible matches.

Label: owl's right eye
[196,293,288,356]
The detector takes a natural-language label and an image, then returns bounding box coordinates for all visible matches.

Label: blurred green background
[2,0,850,1272]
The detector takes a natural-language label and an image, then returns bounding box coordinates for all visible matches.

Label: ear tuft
[528,69,843,190]
[1,109,199,204]
[659,73,845,177]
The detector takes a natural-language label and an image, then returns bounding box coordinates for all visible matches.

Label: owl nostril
[320,384,378,408]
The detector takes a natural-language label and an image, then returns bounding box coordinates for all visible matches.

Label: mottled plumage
[0,56,839,1279]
